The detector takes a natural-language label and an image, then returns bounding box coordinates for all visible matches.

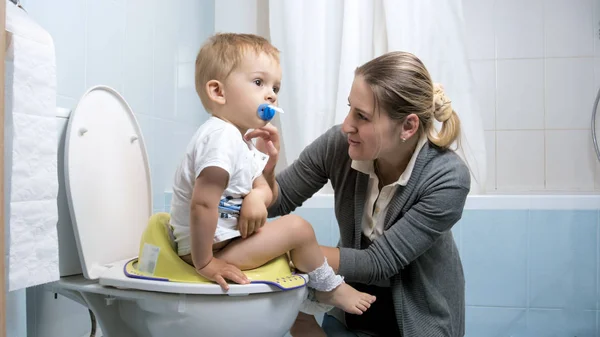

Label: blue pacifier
[257,103,284,121]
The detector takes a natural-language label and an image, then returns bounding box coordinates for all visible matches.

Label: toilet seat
[64,86,304,296]
[98,259,298,295]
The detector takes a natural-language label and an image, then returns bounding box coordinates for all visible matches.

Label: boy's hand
[196,257,249,291]
[238,191,268,238]
[244,123,280,176]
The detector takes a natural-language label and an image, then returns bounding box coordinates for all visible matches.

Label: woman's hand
[245,123,280,176]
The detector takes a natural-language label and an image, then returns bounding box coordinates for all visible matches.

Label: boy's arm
[251,174,273,207]
[190,166,229,270]
[236,175,272,238]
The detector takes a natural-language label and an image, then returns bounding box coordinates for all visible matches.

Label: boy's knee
[283,214,316,242]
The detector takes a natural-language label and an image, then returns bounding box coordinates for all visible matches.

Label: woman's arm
[338,162,470,284]
[266,126,342,217]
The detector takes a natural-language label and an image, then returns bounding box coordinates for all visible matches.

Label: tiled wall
[20,0,213,212]
[463,0,600,192]
[7,1,215,336]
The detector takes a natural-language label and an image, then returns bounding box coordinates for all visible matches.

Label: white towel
[5,1,59,291]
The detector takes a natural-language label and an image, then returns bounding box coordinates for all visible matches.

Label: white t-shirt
[169,116,269,256]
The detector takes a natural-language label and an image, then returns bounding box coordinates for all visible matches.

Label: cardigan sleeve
[267,125,343,217]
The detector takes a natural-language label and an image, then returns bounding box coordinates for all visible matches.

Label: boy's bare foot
[314,283,376,315]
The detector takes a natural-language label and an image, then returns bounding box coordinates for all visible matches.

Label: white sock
[306,257,344,292]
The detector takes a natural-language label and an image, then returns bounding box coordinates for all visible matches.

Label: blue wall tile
[462,210,529,307]
[465,307,528,337]
[291,208,335,246]
[528,309,597,336]
[164,192,173,212]
[330,212,340,247]
[451,221,462,253]
[529,210,597,310]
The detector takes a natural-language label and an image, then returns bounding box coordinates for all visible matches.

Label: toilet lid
[65,85,152,280]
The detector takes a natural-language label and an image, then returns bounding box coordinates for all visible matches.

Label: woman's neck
[375,136,419,187]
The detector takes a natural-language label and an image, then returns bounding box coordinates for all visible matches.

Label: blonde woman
[248,51,470,336]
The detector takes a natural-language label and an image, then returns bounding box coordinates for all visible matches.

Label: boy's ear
[206,80,226,105]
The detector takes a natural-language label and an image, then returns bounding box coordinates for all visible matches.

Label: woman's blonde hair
[355,51,461,150]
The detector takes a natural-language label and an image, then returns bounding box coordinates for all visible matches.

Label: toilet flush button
[130,135,138,143]
[79,127,88,136]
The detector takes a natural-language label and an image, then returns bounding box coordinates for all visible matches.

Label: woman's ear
[206,80,226,105]
[400,114,420,140]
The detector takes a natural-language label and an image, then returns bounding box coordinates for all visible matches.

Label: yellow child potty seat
[124,212,307,291]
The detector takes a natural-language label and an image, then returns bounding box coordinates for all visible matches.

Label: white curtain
[269,0,487,193]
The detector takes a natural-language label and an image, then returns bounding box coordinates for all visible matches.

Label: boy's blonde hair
[195,33,280,111]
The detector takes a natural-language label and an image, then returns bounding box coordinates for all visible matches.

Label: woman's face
[341,75,401,161]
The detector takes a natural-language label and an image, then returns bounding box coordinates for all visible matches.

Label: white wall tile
[123,0,156,115]
[595,57,600,91]
[593,0,600,56]
[495,0,544,59]
[595,158,600,190]
[594,58,600,189]
[215,0,259,35]
[152,0,178,120]
[463,0,495,60]
[546,130,596,190]
[86,0,126,92]
[545,58,596,129]
[484,131,496,191]
[178,0,212,48]
[496,59,544,130]
[470,60,496,130]
[544,0,595,58]
[496,131,545,191]
[25,0,86,101]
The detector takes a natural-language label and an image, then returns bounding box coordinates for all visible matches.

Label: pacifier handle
[257,104,284,121]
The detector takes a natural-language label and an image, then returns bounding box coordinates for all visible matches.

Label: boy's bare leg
[289,312,326,337]
[215,214,376,314]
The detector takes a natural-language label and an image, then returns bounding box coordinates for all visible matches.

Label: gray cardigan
[268,125,470,336]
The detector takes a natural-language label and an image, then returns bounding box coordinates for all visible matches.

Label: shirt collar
[351,134,428,186]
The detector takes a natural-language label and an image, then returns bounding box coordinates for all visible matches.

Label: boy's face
[222,51,282,132]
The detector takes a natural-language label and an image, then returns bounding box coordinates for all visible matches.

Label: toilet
[47,85,308,337]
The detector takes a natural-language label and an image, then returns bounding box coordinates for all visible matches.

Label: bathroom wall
[6,0,215,336]
[463,0,600,192]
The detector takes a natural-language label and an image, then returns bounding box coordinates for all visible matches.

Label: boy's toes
[349,306,363,315]
[359,299,372,309]
[356,302,368,312]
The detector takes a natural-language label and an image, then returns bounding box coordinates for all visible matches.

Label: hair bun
[433,83,453,122]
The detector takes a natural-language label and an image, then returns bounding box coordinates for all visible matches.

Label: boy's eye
[254,79,262,86]
[273,86,280,94]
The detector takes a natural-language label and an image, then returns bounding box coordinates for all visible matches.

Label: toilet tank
[56,107,82,277]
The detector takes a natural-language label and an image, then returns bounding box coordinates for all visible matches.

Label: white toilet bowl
[47,85,307,337]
